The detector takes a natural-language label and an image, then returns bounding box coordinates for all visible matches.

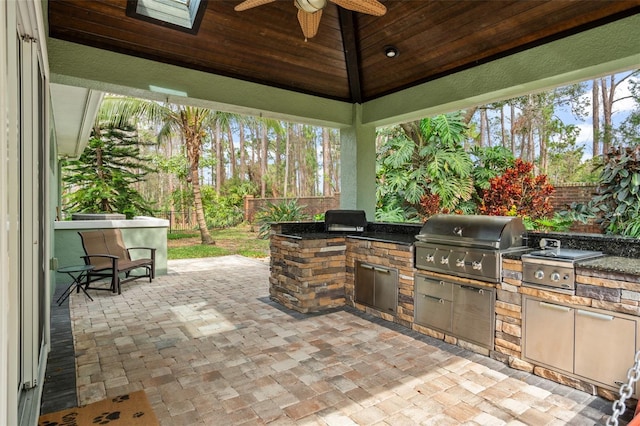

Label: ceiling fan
[234,0,387,40]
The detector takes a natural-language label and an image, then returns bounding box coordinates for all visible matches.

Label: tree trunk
[215,123,223,193]
[479,109,486,147]
[273,130,281,197]
[322,127,332,196]
[260,122,268,198]
[284,123,290,197]
[539,125,547,174]
[463,107,478,125]
[592,79,600,157]
[601,76,614,155]
[227,125,236,180]
[185,131,214,245]
[500,105,506,148]
[239,123,246,181]
[190,164,213,244]
[510,102,516,154]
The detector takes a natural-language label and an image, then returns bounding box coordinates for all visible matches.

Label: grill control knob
[440,256,449,265]
[534,270,544,280]
[472,261,482,270]
[456,259,465,267]
[426,254,434,262]
[550,272,561,282]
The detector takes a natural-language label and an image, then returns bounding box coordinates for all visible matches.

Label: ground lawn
[167,224,269,260]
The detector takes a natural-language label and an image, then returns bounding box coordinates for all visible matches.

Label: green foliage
[63,126,156,218]
[202,179,259,229]
[375,204,420,223]
[255,199,309,239]
[522,213,575,232]
[615,71,640,147]
[167,232,199,240]
[376,112,473,222]
[470,146,516,190]
[591,146,640,235]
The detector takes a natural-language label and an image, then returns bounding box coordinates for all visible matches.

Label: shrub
[480,159,554,220]
[255,199,309,239]
[591,146,640,235]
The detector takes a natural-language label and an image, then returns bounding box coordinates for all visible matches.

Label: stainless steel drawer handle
[361,264,374,270]
[422,295,445,304]
[460,285,483,294]
[577,310,613,321]
[539,301,571,312]
[374,267,390,273]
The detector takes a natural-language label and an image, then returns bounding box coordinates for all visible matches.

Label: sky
[563,71,637,159]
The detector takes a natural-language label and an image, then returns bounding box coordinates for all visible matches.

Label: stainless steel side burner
[521,239,604,294]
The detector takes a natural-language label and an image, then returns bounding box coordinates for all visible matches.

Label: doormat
[38,390,158,426]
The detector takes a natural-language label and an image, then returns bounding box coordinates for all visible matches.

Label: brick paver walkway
[68,255,618,425]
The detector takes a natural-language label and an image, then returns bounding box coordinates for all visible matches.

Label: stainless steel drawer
[415,293,452,332]
[415,275,453,300]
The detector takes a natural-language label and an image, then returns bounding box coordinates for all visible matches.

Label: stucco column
[339,103,377,219]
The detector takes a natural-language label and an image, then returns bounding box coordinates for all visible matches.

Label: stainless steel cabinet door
[374,266,398,314]
[355,262,375,306]
[575,309,636,391]
[524,298,574,373]
[452,284,495,348]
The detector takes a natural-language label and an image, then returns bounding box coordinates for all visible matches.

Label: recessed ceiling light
[384,46,399,58]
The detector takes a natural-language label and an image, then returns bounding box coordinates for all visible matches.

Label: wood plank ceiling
[48,0,640,103]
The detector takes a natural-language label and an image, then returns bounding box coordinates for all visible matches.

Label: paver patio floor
[66,255,623,425]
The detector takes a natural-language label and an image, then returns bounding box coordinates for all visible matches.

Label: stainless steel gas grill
[415,214,527,283]
[521,238,603,295]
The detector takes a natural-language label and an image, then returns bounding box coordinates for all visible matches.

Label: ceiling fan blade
[234,0,276,12]
[330,0,386,16]
[297,9,322,39]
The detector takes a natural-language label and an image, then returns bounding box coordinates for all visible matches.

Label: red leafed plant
[419,193,442,217]
[479,159,555,219]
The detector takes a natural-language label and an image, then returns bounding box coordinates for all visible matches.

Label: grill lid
[324,210,367,232]
[416,214,525,250]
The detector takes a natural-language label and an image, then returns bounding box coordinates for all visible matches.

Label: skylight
[127,0,206,33]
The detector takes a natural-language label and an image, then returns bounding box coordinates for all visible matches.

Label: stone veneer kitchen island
[269,221,640,401]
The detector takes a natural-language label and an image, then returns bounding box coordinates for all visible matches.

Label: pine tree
[63,125,156,218]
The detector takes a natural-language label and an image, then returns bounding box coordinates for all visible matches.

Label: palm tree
[158,105,217,245]
[105,98,218,245]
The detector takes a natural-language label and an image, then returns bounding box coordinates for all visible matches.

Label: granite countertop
[576,255,640,277]
[272,221,421,245]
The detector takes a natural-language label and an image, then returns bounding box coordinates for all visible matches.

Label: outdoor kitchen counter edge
[503,249,640,277]
[273,232,416,245]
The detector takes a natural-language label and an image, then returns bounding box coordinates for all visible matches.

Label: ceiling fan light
[295,0,327,13]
